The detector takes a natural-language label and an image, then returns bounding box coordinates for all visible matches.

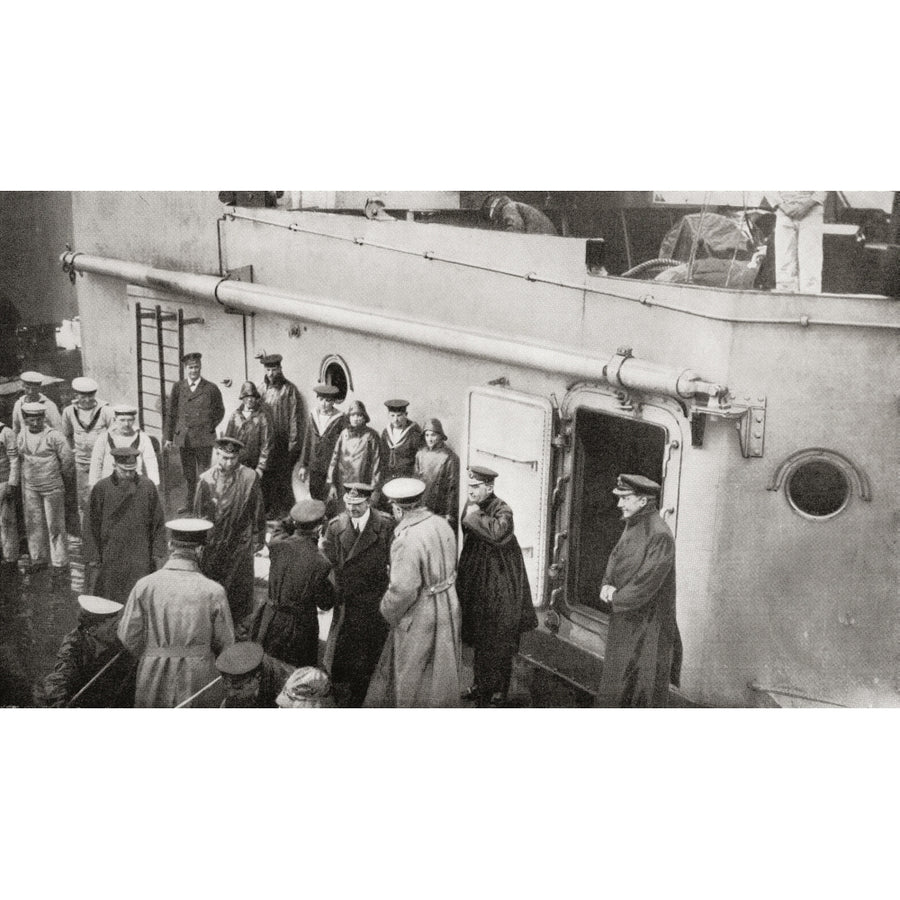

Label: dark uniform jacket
[165,377,225,448]
[299,410,347,500]
[321,508,394,691]
[250,526,335,668]
[457,494,537,656]
[83,472,167,604]
[34,612,136,708]
[596,503,681,708]
[224,406,275,473]
[381,422,424,482]
[414,444,460,531]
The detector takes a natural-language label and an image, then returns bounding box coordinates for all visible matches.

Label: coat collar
[164,556,199,571]
[395,506,432,534]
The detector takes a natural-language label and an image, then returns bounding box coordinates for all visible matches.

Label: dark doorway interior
[567,407,666,613]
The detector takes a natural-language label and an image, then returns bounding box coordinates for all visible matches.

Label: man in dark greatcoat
[379,399,423,506]
[258,353,305,518]
[224,381,274,477]
[321,482,394,706]
[34,594,136,708]
[250,499,335,668]
[414,417,460,534]
[165,352,225,513]
[456,466,537,707]
[194,436,266,631]
[595,474,681,708]
[298,383,346,503]
[83,446,166,604]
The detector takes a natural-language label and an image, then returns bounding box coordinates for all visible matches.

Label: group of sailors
[2,351,538,708]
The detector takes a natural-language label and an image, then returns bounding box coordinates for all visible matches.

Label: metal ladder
[134,304,201,496]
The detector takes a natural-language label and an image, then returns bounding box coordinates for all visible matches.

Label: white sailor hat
[77,595,124,615]
[20,371,43,385]
[113,403,138,415]
[382,477,426,503]
[21,402,47,416]
[72,377,99,394]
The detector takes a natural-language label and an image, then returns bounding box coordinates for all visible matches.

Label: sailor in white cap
[363,478,462,708]
[88,402,159,488]
[61,375,115,518]
[16,400,75,583]
[193,435,266,630]
[12,371,62,434]
[83,445,166,604]
[34,594,135,708]
[117,518,235,707]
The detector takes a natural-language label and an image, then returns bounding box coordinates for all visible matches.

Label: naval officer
[165,352,225,512]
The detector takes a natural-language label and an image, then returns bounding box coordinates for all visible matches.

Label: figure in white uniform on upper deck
[772,191,826,294]
[89,403,159,488]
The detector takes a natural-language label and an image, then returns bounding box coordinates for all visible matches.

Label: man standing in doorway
[117,518,235,708]
[61,376,115,520]
[193,436,266,632]
[364,478,461,708]
[456,466,536,707]
[258,353,304,519]
[595,474,681,708]
[83,446,166,605]
[165,352,225,512]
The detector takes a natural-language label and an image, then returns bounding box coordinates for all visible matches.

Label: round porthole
[785,460,850,519]
[319,355,351,403]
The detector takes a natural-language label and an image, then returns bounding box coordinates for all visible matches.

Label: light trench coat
[117,556,235,708]
[364,507,462,708]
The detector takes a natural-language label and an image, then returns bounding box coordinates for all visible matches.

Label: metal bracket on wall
[690,392,767,458]
[221,265,254,315]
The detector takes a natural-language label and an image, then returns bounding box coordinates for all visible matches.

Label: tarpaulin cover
[660,213,755,262]
[654,258,759,289]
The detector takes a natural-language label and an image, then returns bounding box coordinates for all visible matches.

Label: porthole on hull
[767,448,870,521]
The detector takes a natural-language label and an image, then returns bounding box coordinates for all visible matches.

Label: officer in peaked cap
[467,465,498,484]
[194,431,266,627]
[596,470,681,708]
[117,515,234,707]
[321,476,394,705]
[611,473,661,498]
[290,498,327,526]
[83,441,165,604]
[381,477,427,506]
[215,640,296,708]
[457,461,535,706]
[34,593,133,708]
[165,349,225,513]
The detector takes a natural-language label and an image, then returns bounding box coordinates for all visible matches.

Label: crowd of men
[2,350,680,709]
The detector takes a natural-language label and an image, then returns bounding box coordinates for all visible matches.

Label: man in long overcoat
[364,478,461,708]
[258,353,305,518]
[414,417,460,533]
[327,401,383,508]
[83,446,166,604]
[34,594,136,708]
[456,466,537,706]
[321,482,394,706]
[298,383,346,503]
[117,518,235,708]
[250,499,335,667]
[224,381,274,477]
[164,352,225,512]
[193,436,266,630]
[595,474,681,708]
